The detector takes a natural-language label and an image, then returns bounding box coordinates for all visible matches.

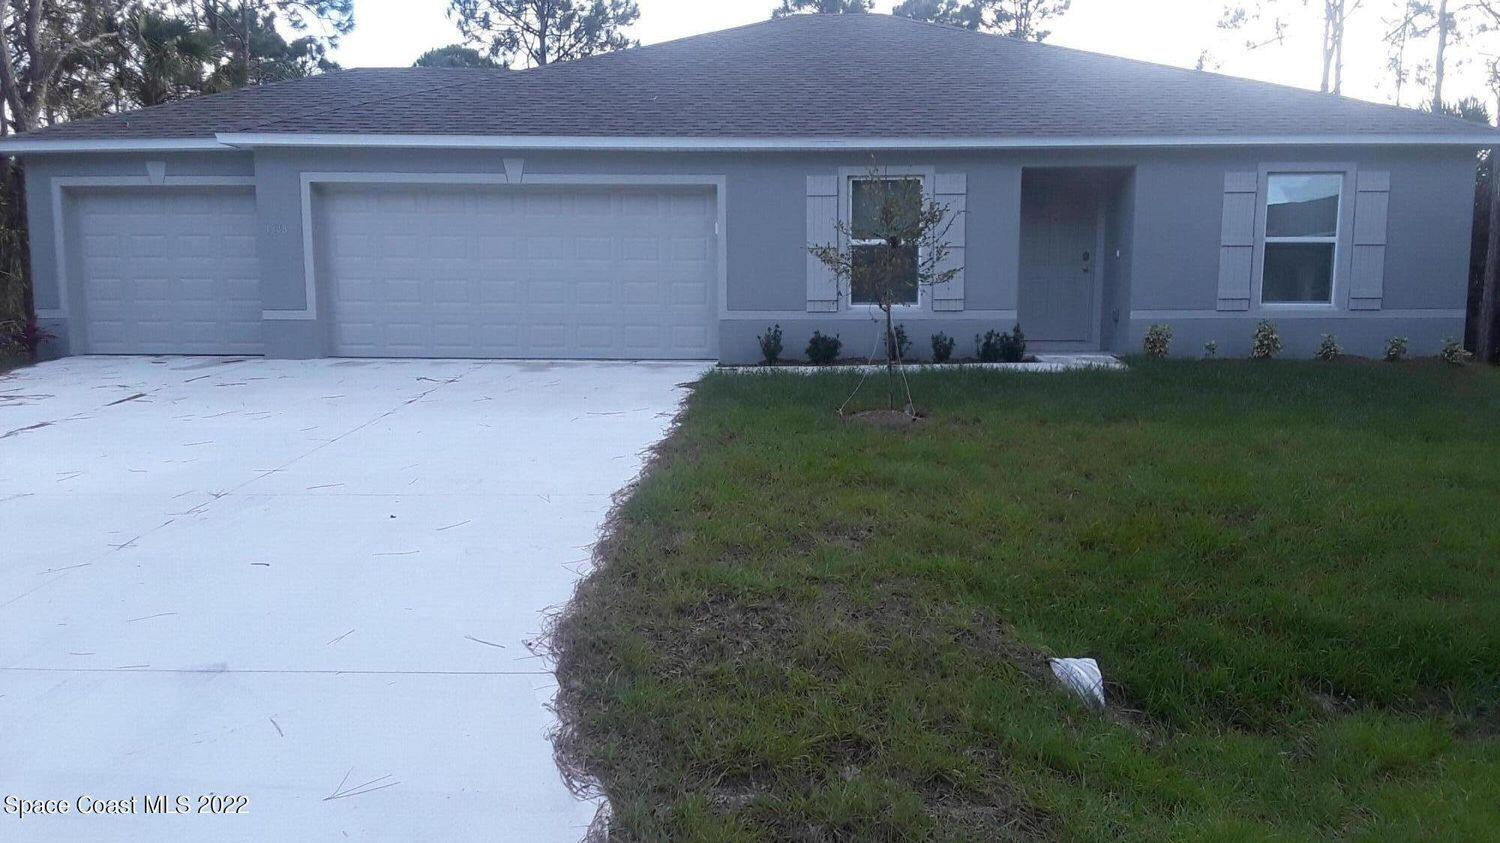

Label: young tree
[894,0,1070,40]
[772,0,872,17]
[448,0,639,67]
[414,44,504,68]
[808,165,962,415]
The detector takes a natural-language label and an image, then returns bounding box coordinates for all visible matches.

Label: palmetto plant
[119,10,218,107]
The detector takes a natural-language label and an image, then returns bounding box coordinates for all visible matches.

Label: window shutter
[806,175,840,312]
[932,173,967,312]
[1216,172,1258,311]
[1349,170,1390,311]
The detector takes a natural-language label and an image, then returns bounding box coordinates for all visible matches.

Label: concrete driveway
[0,356,705,840]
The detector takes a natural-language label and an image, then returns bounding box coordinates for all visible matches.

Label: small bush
[1440,337,1475,366]
[1315,334,1341,361]
[1385,336,1409,362]
[885,324,912,361]
[977,323,1027,363]
[1,319,57,362]
[1251,320,1283,360]
[931,332,956,364]
[1203,341,1218,359]
[1143,324,1172,358]
[806,331,842,366]
[757,324,783,366]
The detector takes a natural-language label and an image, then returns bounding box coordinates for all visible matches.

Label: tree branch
[0,2,30,131]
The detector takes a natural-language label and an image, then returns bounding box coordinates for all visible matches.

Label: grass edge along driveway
[549,360,1500,841]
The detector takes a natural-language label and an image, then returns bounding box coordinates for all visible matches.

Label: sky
[328,0,1499,114]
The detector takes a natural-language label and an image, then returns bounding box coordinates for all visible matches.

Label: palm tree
[120,11,218,107]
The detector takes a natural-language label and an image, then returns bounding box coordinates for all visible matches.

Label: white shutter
[806,175,840,312]
[1217,172,1258,311]
[1349,170,1390,311]
[933,173,967,312]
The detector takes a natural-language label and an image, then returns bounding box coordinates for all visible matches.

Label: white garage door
[74,188,261,355]
[319,184,717,359]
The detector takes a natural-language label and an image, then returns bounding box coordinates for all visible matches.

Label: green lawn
[550,360,1500,841]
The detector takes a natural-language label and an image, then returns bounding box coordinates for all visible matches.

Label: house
[2,13,1493,362]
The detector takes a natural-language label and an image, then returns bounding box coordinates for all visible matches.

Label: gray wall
[21,143,1475,362]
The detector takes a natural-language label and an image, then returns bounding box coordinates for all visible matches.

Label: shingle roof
[16,13,1496,144]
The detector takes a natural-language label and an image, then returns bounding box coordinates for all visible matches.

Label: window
[1261,173,1342,304]
[850,177,923,306]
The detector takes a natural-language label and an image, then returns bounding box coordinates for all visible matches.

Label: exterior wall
[19,144,1474,362]
[1121,146,1472,358]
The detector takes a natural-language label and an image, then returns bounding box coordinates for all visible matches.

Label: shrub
[757,324,783,366]
[1441,337,1475,366]
[931,332,956,364]
[977,323,1027,363]
[1,319,57,362]
[885,324,912,361]
[1203,341,1218,359]
[1315,334,1341,361]
[1385,336,1409,362]
[806,331,842,366]
[1251,320,1283,360]
[1143,324,1172,358]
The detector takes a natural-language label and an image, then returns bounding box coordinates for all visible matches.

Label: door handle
[1082,250,1091,273]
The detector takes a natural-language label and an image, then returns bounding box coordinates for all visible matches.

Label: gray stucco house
[3,13,1494,362]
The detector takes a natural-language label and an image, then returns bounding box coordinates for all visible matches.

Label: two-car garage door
[317,184,718,359]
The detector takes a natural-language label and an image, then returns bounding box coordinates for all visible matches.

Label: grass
[550,359,1500,841]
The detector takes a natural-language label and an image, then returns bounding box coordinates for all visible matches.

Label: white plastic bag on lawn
[1049,657,1106,710]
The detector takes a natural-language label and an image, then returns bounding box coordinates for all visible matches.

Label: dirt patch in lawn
[840,408,926,429]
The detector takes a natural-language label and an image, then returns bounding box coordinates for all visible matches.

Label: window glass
[851,178,923,240]
[1265,173,1341,238]
[851,242,919,305]
[1263,242,1335,303]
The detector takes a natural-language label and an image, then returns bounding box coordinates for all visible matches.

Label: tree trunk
[1433,0,1450,112]
[883,305,896,410]
[1480,148,1500,363]
[537,0,550,66]
[241,0,251,84]
[1320,3,1334,93]
[1332,0,1345,95]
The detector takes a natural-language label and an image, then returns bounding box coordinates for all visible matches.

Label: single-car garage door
[318,184,717,359]
[73,188,261,355]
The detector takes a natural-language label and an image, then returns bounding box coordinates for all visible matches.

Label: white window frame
[1254,165,1354,310]
[841,167,932,311]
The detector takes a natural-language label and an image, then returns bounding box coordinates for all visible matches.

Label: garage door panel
[74,188,261,355]
[321,183,715,359]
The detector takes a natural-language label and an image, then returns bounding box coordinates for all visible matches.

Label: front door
[1019,190,1098,345]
